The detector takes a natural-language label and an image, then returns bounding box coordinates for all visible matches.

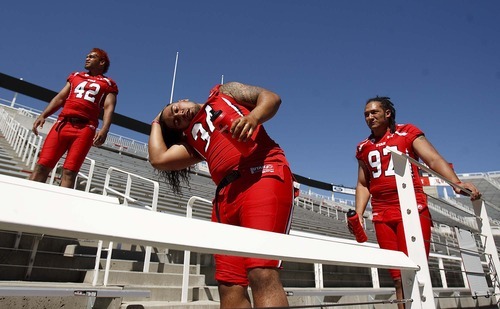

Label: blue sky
[1,1,499,189]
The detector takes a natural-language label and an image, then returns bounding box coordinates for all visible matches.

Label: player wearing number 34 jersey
[149,82,295,308]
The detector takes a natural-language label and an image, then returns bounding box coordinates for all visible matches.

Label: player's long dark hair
[366,96,396,133]
[155,108,191,195]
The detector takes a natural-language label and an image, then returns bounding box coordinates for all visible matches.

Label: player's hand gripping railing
[92,167,160,286]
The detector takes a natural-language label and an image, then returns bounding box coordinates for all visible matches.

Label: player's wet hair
[91,48,110,74]
[366,96,396,133]
[155,105,191,194]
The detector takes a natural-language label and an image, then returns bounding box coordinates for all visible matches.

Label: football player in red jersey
[149,82,295,308]
[30,48,118,188]
[354,96,480,308]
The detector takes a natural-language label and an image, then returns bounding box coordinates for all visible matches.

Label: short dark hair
[91,48,110,74]
[366,96,396,133]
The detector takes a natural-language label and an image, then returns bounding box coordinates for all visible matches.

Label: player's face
[364,101,390,131]
[84,52,102,71]
[161,100,201,130]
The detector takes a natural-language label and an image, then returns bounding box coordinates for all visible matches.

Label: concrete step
[86,270,207,287]
[0,156,18,165]
[120,300,220,309]
[121,285,219,302]
[0,281,143,309]
[64,243,183,268]
[0,135,32,178]
[95,259,198,275]
[0,167,29,179]
[0,161,24,172]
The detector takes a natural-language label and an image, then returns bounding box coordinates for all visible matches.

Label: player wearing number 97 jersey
[354,98,432,309]
[354,96,481,309]
[355,123,427,216]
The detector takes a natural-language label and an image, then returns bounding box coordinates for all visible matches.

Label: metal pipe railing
[94,166,160,286]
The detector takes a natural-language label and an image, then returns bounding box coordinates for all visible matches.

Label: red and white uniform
[59,72,118,126]
[356,124,432,280]
[184,84,288,185]
[183,85,295,286]
[37,72,118,171]
[356,123,427,220]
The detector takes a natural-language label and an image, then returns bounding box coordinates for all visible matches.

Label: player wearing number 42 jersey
[30,48,118,188]
[354,96,481,309]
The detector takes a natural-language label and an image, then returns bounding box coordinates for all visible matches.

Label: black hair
[154,106,191,195]
[366,96,397,133]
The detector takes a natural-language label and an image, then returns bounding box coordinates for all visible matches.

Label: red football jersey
[59,72,119,125]
[355,123,427,213]
[184,85,288,184]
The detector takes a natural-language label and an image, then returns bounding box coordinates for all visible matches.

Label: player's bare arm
[220,82,281,141]
[355,161,370,224]
[93,92,117,146]
[148,122,202,171]
[413,135,481,200]
[220,82,266,106]
[33,82,71,135]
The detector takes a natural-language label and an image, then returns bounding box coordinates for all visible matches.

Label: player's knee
[30,164,51,181]
[61,169,78,186]
[62,169,77,178]
[247,268,280,288]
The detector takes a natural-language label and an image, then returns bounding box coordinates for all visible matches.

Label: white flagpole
[221,74,224,84]
[169,52,179,104]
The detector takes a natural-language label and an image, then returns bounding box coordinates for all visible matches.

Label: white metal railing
[294,194,370,220]
[1,99,149,160]
[0,174,424,307]
[0,153,497,306]
[0,107,43,170]
[178,195,488,305]
[0,98,46,116]
[17,107,39,118]
[49,157,96,192]
[428,200,478,230]
[390,148,500,303]
[94,166,160,286]
[103,132,148,157]
[181,196,212,303]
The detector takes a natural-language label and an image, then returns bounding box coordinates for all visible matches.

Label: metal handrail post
[314,263,323,288]
[472,198,500,296]
[103,167,160,273]
[391,151,433,308]
[371,267,380,288]
[92,240,104,286]
[438,257,448,288]
[84,159,95,192]
[142,180,159,273]
[181,196,212,303]
[103,241,113,286]
[31,135,42,170]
